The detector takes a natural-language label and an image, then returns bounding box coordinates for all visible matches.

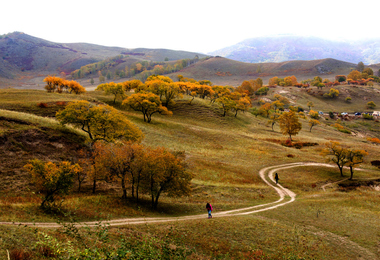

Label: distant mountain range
[0,32,206,79]
[1,32,380,88]
[209,35,380,65]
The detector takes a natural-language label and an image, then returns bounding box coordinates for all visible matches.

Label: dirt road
[0,162,316,228]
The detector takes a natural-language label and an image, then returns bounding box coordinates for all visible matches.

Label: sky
[1,0,380,54]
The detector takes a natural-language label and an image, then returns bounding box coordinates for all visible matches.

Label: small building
[373,111,380,117]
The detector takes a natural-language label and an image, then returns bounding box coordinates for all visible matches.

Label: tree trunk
[92,179,97,194]
[337,165,344,177]
[153,190,162,210]
[349,166,354,180]
[121,176,127,199]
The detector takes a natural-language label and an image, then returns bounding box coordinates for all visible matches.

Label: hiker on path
[275,173,279,184]
[206,202,213,218]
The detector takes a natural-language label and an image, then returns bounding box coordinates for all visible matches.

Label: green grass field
[0,87,379,259]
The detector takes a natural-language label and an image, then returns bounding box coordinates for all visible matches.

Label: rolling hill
[209,35,380,65]
[170,56,357,86]
[0,32,206,81]
[1,32,378,89]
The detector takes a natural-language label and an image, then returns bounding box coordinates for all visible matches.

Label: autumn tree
[345,149,368,180]
[122,79,145,91]
[324,88,339,98]
[24,159,80,208]
[259,103,272,118]
[279,111,302,141]
[56,100,143,142]
[321,141,349,177]
[268,76,279,86]
[268,112,280,131]
[307,101,314,110]
[141,148,193,209]
[233,96,252,117]
[43,76,85,94]
[311,76,322,86]
[347,70,362,81]
[271,100,284,112]
[96,82,125,103]
[308,119,320,132]
[93,141,144,199]
[367,101,376,109]
[255,86,269,96]
[236,80,254,96]
[308,110,319,119]
[362,67,373,76]
[122,93,172,123]
[216,95,236,116]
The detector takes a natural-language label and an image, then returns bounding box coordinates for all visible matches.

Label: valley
[0,32,380,259]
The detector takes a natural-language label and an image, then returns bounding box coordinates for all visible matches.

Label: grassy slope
[0,88,379,259]
[170,57,356,86]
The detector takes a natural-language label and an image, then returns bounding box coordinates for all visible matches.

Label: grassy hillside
[0,32,207,89]
[0,88,380,259]
[170,57,356,86]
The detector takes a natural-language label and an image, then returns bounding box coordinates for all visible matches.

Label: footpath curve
[0,162,330,228]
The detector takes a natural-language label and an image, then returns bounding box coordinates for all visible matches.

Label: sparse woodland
[0,61,380,259]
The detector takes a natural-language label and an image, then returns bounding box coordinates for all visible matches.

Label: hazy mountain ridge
[210,36,380,65]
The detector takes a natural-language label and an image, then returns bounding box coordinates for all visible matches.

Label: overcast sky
[1,0,379,54]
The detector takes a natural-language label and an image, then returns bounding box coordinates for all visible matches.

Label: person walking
[206,202,213,218]
[275,173,279,184]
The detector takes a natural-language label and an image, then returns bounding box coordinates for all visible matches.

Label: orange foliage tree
[93,141,144,199]
[93,142,193,209]
[24,159,81,208]
[141,148,193,209]
[43,76,85,94]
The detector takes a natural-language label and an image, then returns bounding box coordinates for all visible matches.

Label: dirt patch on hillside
[338,179,380,191]
[0,117,86,193]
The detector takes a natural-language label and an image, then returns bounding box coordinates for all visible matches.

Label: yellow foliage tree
[279,111,302,140]
[123,93,172,123]
[24,159,81,208]
[56,100,143,142]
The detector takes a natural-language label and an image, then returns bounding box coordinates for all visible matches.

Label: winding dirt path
[2,162,378,259]
[0,162,317,228]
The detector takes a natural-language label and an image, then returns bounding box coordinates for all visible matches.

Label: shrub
[309,110,319,119]
[367,101,376,109]
[329,111,335,119]
[9,248,32,260]
[363,114,374,120]
[339,128,351,134]
[56,101,66,106]
[255,86,269,96]
[367,137,380,144]
[287,154,295,158]
[283,139,293,147]
[38,102,48,108]
[370,160,380,166]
